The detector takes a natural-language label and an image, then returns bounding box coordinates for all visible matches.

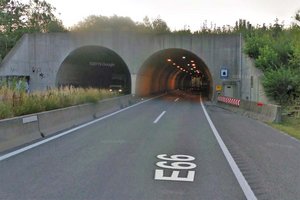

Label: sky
[23,0,300,31]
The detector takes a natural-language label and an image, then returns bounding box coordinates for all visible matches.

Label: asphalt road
[206,103,300,200]
[0,92,299,200]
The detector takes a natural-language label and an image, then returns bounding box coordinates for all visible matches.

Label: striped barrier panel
[218,96,241,107]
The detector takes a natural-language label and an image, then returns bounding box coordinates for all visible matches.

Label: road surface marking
[154,154,196,182]
[153,111,166,124]
[200,98,257,200]
[0,94,165,162]
[174,98,180,102]
[154,169,195,182]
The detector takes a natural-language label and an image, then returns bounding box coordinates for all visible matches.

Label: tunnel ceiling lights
[166,57,202,76]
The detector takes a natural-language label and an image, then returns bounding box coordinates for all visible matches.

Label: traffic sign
[216,85,222,91]
[220,68,228,79]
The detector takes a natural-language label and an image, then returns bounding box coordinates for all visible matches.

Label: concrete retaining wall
[217,96,281,123]
[0,95,140,153]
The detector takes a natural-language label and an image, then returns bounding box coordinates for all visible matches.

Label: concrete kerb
[0,95,141,153]
[38,95,140,137]
[0,115,41,153]
[216,98,281,123]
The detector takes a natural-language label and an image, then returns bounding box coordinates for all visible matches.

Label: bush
[244,32,271,59]
[0,102,13,119]
[262,68,299,104]
[255,45,279,71]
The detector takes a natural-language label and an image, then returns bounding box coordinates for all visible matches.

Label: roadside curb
[0,95,141,153]
[208,96,282,123]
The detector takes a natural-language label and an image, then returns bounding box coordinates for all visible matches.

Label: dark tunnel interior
[56,46,131,94]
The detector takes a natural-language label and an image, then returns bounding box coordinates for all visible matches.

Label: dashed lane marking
[153,111,166,124]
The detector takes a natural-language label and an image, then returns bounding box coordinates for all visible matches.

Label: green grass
[269,116,300,140]
[0,87,119,120]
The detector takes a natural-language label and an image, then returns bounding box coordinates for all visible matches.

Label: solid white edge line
[200,98,257,200]
[153,111,166,124]
[0,94,165,162]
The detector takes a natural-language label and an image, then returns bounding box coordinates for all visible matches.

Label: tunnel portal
[136,49,213,98]
[56,46,131,94]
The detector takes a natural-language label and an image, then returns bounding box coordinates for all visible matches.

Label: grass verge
[268,116,300,140]
[0,87,119,120]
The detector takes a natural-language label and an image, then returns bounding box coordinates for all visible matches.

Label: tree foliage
[71,15,137,32]
[0,0,66,60]
[262,68,299,104]
[243,16,300,104]
[71,15,170,34]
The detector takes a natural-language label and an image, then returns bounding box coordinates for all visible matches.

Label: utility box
[224,84,235,97]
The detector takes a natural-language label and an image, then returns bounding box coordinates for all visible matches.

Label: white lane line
[0,95,165,162]
[153,111,166,124]
[200,98,257,200]
[174,98,180,102]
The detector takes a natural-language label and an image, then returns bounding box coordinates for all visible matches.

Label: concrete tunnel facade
[0,31,262,100]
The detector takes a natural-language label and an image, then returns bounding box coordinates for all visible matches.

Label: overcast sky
[23,0,300,31]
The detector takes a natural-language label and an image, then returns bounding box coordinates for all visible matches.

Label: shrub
[262,68,299,105]
[0,87,118,119]
[244,32,271,59]
[255,45,279,71]
[0,102,13,119]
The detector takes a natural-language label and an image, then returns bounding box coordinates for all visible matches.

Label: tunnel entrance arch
[136,48,213,99]
[56,46,131,94]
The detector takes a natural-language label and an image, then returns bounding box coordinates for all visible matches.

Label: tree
[151,17,170,33]
[0,0,66,59]
[0,0,27,59]
[295,10,300,25]
[142,16,152,29]
[289,38,300,69]
[244,31,271,59]
[26,0,65,33]
[71,15,136,32]
[255,45,279,71]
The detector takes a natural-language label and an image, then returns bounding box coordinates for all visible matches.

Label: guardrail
[217,96,241,106]
[217,96,281,123]
[0,95,140,153]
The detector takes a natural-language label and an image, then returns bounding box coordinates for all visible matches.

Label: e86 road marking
[154,154,197,182]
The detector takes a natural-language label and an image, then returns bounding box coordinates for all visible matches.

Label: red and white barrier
[217,96,241,107]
